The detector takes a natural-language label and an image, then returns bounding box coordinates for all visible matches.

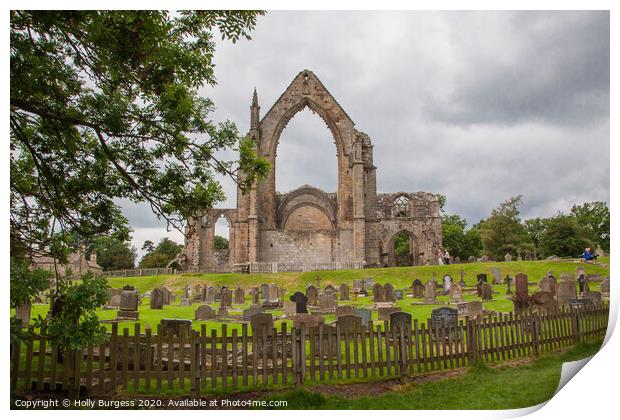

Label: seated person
[582,248,594,262]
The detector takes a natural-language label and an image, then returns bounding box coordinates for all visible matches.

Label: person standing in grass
[437,249,445,265]
[444,249,451,265]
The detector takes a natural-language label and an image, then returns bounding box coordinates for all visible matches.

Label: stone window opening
[393,195,411,218]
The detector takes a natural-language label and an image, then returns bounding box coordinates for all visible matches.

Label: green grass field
[261,340,603,410]
[22,259,609,335]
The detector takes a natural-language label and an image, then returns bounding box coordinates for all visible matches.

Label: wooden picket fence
[10,302,609,396]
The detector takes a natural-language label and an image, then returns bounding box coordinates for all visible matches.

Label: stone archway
[385,230,420,267]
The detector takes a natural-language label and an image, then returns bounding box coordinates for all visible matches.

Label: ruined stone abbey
[180,71,442,271]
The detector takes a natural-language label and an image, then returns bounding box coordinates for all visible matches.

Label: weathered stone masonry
[180,70,442,270]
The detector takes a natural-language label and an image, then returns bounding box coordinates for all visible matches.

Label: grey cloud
[120,11,609,257]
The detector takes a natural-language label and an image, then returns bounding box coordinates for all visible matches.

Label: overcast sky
[121,11,610,259]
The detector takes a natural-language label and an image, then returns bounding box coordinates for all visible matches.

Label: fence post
[466,317,477,365]
[571,307,580,344]
[532,311,539,356]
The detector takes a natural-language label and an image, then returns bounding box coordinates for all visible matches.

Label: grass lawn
[261,340,603,410]
[21,259,609,335]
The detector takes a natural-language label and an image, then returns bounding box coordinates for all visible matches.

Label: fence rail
[10,303,609,396]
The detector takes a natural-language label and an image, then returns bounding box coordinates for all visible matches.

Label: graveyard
[11,258,610,406]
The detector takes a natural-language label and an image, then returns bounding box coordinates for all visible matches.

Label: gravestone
[442,275,453,294]
[306,285,318,306]
[411,279,424,298]
[260,283,269,300]
[183,284,191,299]
[290,291,309,313]
[250,313,273,334]
[577,275,589,294]
[243,305,263,321]
[491,267,502,284]
[394,289,404,300]
[449,283,463,304]
[476,281,483,297]
[457,301,483,318]
[384,283,395,302]
[283,301,296,316]
[515,273,529,300]
[560,273,574,283]
[373,283,385,302]
[150,287,164,309]
[159,319,192,337]
[194,304,216,320]
[539,275,557,297]
[221,288,233,308]
[292,314,324,329]
[459,271,466,288]
[480,283,493,301]
[354,308,372,326]
[504,253,512,262]
[180,297,191,306]
[205,287,216,304]
[339,284,350,301]
[431,307,458,331]
[390,311,412,333]
[568,298,593,311]
[423,281,436,302]
[582,291,602,304]
[557,280,577,307]
[363,277,375,287]
[477,273,488,283]
[480,255,489,262]
[117,289,139,319]
[318,292,337,313]
[324,284,337,294]
[600,278,610,296]
[161,286,174,305]
[234,287,245,304]
[505,275,513,294]
[14,302,32,325]
[468,256,476,263]
[268,283,279,302]
[531,291,558,313]
[107,288,122,307]
[377,306,397,321]
[337,314,362,333]
[336,305,356,317]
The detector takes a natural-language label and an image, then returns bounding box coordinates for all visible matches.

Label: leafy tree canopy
[479,196,533,259]
[214,235,229,250]
[538,214,592,258]
[10,10,269,263]
[87,236,137,270]
[139,237,183,268]
[570,201,610,253]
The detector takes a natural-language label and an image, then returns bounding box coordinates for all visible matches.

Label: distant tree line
[440,195,609,261]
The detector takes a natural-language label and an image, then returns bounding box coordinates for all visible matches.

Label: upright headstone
[205,286,216,304]
[515,273,529,300]
[384,283,395,302]
[442,275,453,294]
[283,301,296,316]
[159,319,192,337]
[390,311,412,333]
[318,292,337,313]
[352,280,363,294]
[457,301,483,319]
[290,291,308,314]
[194,305,216,320]
[260,283,269,300]
[150,287,164,309]
[560,273,574,283]
[504,253,512,262]
[252,287,260,304]
[117,290,139,319]
[411,279,424,298]
[373,283,385,302]
[107,288,122,307]
[324,284,337,294]
[431,307,459,332]
[582,291,602,305]
[339,284,350,301]
[221,288,233,308]
[459,271,466,288]
[394,289,404,300]
[234,287,245,304]
[480,283,493,301]
[243,306,263,321]
[14,302,32,325]
[576,267,587,278]
[377,306,397,321]
[539,275,557,297]
[531,291,558,313]
[491,268,502,284]
[337,314,362,333]
[557,280,577,307]
[250,313,273,334]
[306,285,318,306]
[336,305,356,317]
[449,283,463,304]
[423,281,436,303]
[268,283,279,303]
[354,308,372,326]
[577,275,589,294]
[477,273,488,283]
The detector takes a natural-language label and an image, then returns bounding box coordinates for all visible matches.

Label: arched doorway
[387,230,419,267]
